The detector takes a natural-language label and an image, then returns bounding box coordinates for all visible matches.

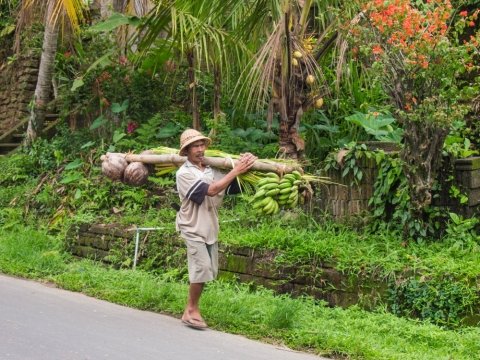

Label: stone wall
[0,51,40,133]
[454,157,480,217]
[69,223,480,325]
[316,155,377,218]
[316,152,480,219]
[69,223,387,309]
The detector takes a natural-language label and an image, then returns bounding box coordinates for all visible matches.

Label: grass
[1,226,480,360]
[218,203,480,280]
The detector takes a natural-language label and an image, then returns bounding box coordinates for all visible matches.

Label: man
[175,129,257,330]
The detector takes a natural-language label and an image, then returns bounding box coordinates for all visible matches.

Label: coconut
[102,154,128,181]
[123,162,149,186]
[306,74,315,86]
[314,98,324,108]
[293,50,303,59]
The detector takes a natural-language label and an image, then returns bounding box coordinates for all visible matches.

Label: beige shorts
[184,239,218,283]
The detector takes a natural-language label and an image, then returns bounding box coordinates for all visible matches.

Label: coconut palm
[137,0,358,157]
[136,0,247,130]
[18,0,86,145]
[232,0,360,158]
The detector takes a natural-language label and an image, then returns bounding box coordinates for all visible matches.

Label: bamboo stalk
[101,152,303,174]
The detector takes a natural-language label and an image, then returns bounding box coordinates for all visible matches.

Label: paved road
[0,274,326,360]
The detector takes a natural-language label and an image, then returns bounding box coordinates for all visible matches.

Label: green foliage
[389,277,478,328]
[317,51,390,154]
[299,110,340,161]
[444,213,480,249]
[369,153,405,218]
[0,227,68,278]
[0,153,38,185]
[323,143,371,185]
[443,120,479,159]
[207,117,278,158]
[56,34,173,143]
[0,0,17,38]
[345,110,403,143]
[114,111,187,152]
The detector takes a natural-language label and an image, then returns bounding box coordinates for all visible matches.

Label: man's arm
[206,153,257,197]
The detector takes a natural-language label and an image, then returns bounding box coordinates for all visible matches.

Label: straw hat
[179,129,211,156]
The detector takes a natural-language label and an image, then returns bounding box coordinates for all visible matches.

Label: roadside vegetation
[1,223,480,360]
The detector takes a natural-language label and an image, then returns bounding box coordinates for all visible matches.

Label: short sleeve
[176,170,209,205]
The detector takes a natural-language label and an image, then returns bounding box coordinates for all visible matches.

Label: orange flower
[372,45,383,55]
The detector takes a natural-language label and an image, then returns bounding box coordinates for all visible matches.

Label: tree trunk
[208,62,223,138]
[101,152,304,174]
[401,119,450,214]
[213,62,222,121]
[276,10,306,159]
[187,49,200,130]
[25,0,58,145]
[99,0,112,18]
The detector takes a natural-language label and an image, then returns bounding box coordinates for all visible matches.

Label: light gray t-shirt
[175,160,231,244]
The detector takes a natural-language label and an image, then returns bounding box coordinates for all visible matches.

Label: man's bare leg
[182,282,207,327]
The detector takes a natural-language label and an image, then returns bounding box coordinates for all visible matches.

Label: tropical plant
[136,0,245,130]
[234,0,360,159]
[350,0,479,237]
[17,0,86,145]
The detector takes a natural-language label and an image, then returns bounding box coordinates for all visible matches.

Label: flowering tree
[352,0,479,231]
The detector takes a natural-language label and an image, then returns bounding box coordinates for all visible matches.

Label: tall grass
[1,226,480,360]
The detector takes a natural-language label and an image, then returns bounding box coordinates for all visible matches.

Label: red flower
[459,10,468,17]
[119,56,128,66]
[127,121,138,134]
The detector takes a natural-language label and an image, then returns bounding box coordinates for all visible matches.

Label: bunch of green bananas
[251,170,303,215]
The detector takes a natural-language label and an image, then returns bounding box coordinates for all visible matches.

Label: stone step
[0,143,20,148]
[0,143,20,154]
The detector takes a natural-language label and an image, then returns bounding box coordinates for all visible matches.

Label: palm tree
[138,0,357,157]
[18,0,86,145]
[137,0,245,130]
[233,0,358,158]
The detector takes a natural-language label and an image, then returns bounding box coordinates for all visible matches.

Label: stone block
[350,185,373,200]
[77,235,94,247]
[220,244,254,257]
[348,200,369,214]
[88,223,134,238]
[465,188,480,206]
[457,169,480,189]
[92,235,111,251]
[455,157,480,171]
[71,245,109,260]
[220,253,251,274]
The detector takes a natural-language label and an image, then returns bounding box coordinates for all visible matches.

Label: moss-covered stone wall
[69,223,388,310]
[0,51,40,133]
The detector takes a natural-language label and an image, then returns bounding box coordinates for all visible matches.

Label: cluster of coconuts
[291,51,324,109]
[101,153,150,186]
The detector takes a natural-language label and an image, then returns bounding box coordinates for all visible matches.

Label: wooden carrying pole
[101,152,303,174]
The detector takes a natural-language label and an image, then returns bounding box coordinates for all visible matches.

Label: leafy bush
[389,277,478,328]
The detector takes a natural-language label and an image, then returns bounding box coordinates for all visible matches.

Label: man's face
[186,140,207,165]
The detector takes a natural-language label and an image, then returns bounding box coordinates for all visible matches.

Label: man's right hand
[234,153,257,175]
